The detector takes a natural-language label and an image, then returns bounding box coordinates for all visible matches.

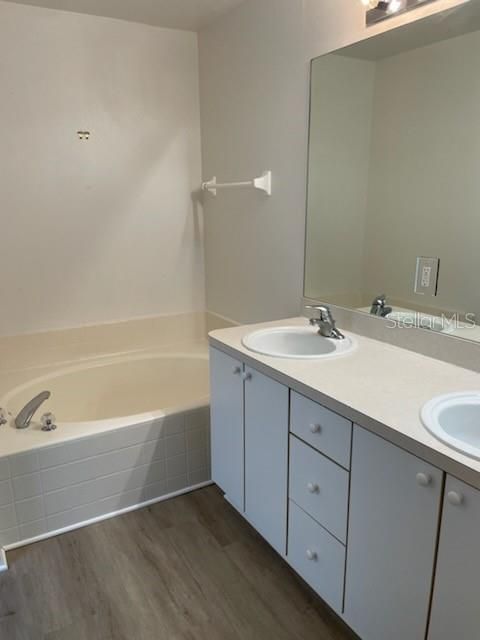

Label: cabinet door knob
[307,482,320,494]
[447,491,464,506]
[306,549,318,561]
[416,473,432,487]
[242,372,252,382]
[309,424,322,434]
[233,366,242,375]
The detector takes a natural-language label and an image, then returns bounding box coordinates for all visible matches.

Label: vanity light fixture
[363,0,439,26]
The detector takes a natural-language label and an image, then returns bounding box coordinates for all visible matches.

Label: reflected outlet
[415,257,440,296]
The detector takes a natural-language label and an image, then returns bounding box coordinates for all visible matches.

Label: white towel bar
[202,171,272,196]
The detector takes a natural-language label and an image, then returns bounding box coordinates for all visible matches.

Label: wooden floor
[0,486,356,640]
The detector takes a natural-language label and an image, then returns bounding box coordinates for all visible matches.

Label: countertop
[210,317,480,490]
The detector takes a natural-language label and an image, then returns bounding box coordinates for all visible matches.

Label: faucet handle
[41,412,57,432]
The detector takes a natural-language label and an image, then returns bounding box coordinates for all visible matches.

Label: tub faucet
[15,391,51,430]
[306,305,345,340]
[370,294,392,318]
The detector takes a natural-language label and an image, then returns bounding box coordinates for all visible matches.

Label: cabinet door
[244,366,289,555]
[428,476,480,640]
[209,347,244,511]
[344,426,443,640]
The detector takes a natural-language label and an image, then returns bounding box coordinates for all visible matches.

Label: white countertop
[210,317,480,489]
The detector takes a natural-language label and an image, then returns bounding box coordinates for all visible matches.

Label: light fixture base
[366,0,438,27]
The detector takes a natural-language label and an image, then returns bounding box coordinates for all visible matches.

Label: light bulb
[387,0,403,12]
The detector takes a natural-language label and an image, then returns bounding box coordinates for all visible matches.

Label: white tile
[12,472,43,500]
[40,421,169,471]
[187,448,209,474]
[0,480,14,506]
[0,457,10,482]
[46,487,144,532]
[41,441,166,493]
[44,460,166,516]
[166,454,187,479]
[9,452,39,478]
[0,527,19,546]
[15,496,45,525]
[185,407,210,431]
[186,427,208,451]
[165,434,186,458]
[166,475,189,493]
[0,504,17,531]
[188,468,211,485]
[142,480,168,503]
[19,519,47,541]
[159,414,185,436]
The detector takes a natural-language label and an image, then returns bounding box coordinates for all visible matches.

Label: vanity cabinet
[209,342,475,640]
[210,348,245,511]
[344,426,443,640]
[244,366,288,555]
[428,476,480,640]
[210,347,289,554]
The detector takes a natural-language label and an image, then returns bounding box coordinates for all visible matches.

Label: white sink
[242,326,355,360]
[421,392,480,459]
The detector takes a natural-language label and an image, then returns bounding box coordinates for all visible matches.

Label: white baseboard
[0,480,214,571]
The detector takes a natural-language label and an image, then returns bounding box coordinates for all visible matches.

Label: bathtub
[0,351,211,565]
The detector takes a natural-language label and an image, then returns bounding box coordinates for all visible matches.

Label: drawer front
[288,500,345,613]
[290,391,352,469]
[289,436,349,543]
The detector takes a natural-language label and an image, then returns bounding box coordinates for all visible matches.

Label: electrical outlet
[415,257,439,296]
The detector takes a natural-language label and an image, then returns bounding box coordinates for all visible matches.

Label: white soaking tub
[0,351,211,562]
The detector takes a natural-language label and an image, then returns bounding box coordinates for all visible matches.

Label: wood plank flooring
[0,486,356,640]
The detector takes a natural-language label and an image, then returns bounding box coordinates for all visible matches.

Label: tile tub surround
[0,407,211,560]
[210,317,480,491]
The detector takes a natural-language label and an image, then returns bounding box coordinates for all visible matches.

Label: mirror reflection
[305,2,480,342]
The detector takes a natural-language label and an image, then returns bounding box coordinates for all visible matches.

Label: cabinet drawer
[290,391,352,469]
[288,500,345,613]
[289,436,349,543]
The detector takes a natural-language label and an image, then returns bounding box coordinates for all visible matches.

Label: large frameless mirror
[304,0,480,342]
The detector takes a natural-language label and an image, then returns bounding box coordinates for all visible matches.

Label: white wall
[0,1,204,336]
[199,0,469,324]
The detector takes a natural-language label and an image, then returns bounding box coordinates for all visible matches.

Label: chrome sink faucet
[15,391,51,429]
[370,294,392,318]
[306,305,345,340]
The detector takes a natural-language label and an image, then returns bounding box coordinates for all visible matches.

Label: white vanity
[209,319,480,640]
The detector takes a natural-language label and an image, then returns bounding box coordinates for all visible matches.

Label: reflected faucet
[15,391,51,429]
[306,305,345,340]
[370,294,392,318]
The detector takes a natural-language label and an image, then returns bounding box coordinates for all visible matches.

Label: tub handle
[0,409,8,427]
[41,413,57,432]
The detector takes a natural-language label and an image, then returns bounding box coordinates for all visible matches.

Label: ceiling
[1,0,245,30]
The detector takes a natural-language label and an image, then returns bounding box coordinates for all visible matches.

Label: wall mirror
[305,0,480,343]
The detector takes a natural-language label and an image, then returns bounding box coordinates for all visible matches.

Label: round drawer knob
[242,372,252,382]
[447,491,464,507]
[416,473,432,487]
[309,424,321,434]
[306,549,318,561]
[233,366,242,375]
[307,482,320,494]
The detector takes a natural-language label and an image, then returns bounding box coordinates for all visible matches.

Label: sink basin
[421,392,480,459]
[242,326,355,360]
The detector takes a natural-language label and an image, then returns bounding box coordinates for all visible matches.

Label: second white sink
[242,326,355,360]
[421,392,480,460]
